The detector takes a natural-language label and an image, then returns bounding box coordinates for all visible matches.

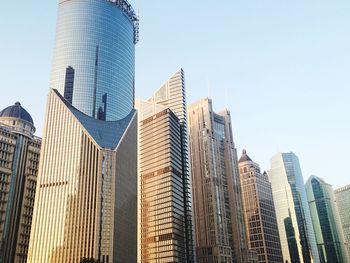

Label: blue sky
[1,1,349,188]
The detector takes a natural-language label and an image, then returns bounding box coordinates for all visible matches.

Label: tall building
[51,0,139,121]
[0,102,41,263]
[306,176,349,263]
[238,150,283,263]
[268,152,320,263]
[28,0,139,262]
[188,98,250,263]
[335,185,350,258]
[137,69,195,262]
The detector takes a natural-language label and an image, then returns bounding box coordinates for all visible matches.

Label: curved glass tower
[51,0,138,120]
[28,0,139,262]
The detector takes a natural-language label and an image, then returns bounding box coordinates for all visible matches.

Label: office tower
[268,152,320,263]
[51,0,139,121]
[188,98,250,263]
[0,102,41,263]
[238,150,283,263]
[335,185,350,258]
[28,0,139,262]
[137,69,195,262]
[306,176,349,263]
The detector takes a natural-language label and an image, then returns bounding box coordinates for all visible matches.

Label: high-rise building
[238,150,283,263]
[137,69,195,262]
[188,98,250,263]
[51,0,139,121]
[335,185,350,258]
[27,0,139,262]
[0,102,41,263]
[306,176,349,263]
[268,152,320,263]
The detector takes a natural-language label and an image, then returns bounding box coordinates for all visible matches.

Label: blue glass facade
[269,152,320,263]
[306,176,349,263]
[51,0,136,120]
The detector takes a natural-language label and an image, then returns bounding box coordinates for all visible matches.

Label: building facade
[0,102,41,263]
[188,98,250,263]
[51,0,139,121]
[238,150,283,263]
[268,152,320,263]
[335,185,350,259]
[28,0,139,262]
[137,69,195,262]
[306,176,349,263]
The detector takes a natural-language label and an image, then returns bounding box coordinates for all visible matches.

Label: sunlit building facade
[188,98,250,263]
[27,0,139,262]
[0,102,41,263]
[51,0,139,121]
[306,176,349,263]
[137,69,195,262]
[28,90,137,263]
[238,150,283,263]
[268,152,320,263]
[335,185,350,259]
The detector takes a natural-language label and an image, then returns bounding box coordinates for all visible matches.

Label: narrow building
[188,98,252,263]
[238,150,283,263]
[306,176,349,263]
[137,69,195,262]
[0,102,41,263]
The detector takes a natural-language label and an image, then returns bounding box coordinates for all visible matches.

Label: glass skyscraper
[306,176,349,263]
[238,150,283,263]
[188,98,253,263]
[268,152,320,263]
[335,185,350,259]
[136,69,195,262]
[28,0,139,262]
[51,0,139,121]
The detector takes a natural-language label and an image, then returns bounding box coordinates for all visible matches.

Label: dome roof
[0,102,34,125]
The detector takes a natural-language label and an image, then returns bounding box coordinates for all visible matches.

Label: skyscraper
[268,152,320,263]
[51,0,139,120]
[137,69,195,262]
[28,0,139,262]
[238,150,283,263]
[188,98,250,263]
[0,102,41,263]
[306,176,349,263]
[335,185,350,258]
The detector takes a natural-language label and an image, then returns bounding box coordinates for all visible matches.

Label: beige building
[188,98,251,263]
[0,102,41,263]
[238,150,283,263]
[27,90,137,262]
[137,69,195,262]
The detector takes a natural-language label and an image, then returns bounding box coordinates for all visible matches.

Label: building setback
[238,150,283,263]
[268,152,320,263]
[0,102,41,263]
[188,98,253,263]
[306,176,349,263]
[27,0,139,262]
[335,185,350,260]
[137,69,195,262]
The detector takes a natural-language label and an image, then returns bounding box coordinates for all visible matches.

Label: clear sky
[1,1,349,188]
